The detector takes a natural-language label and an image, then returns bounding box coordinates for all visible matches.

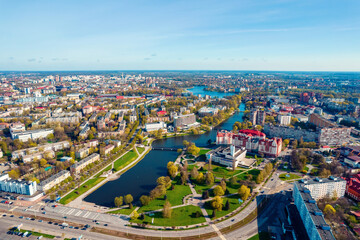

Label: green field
[59,177,105,205]
[200,164,244,179]
[198,148,211,156]
[204,195,242,219]
[12,229,55,239]
[113,150,138,172]
[132,205,206,226]
[279,173,301,180]
[247,232,271,240]
[138,184,192,213]
[237,169,261,181]
[107,208,134,215]
[137,147,145,154]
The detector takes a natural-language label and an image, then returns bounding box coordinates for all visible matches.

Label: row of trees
[256,162,273,184]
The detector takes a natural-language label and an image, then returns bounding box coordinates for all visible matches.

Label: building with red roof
[157,110,167,116]
[346,173,360,201]
[216,129,282,157]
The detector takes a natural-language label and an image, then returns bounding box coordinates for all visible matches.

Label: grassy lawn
[198,148,211,156]
[59,177,105,205]
[247,232,271,240]
[113,150,138,172]
[94,165,113,178]
[237,169,260,181]
[137,147,145,154]
[138,184,192,213]
[132,205,206,227]
[107,208,134,215]
[204,195,242,219]
[200,164,244,179]
[279,173,301,181]
[12,229,55,239]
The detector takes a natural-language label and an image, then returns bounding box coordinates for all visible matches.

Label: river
[84,88,243,207]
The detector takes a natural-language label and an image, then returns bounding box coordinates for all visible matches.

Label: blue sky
[0,0,360,71]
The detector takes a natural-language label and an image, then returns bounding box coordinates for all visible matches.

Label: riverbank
[64,145,152,212]
[59,144,151,206]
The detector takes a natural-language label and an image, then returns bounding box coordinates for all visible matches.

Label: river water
[84,88,244,207]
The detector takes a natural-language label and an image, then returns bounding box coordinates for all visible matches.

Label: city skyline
[1,0,360,71]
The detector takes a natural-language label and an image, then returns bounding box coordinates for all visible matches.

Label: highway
[0,169,291,240]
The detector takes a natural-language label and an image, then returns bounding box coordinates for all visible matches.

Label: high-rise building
[250,110,266,125]
[293,181,336,240]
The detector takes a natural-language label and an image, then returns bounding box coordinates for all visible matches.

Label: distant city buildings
[173,113,197,128]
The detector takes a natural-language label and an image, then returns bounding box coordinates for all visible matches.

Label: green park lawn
[107,208,134,215]
[12,229,55,239]
[200,164,244,179]
[137,147,145,154]
[198,148,211,156]
[59,177,105,205]
[247,232,271,240]
[204,195,243,219]
[132,205,206,227]
[279,173,301,181]
[113,150,138,172]
[237,169,261,181]
[138,184,192,213]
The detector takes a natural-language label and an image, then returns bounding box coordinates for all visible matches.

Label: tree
[157,176,172,189]
[224,200,230,211]
[140,195,150,206]
[163,200,172,218]
[167,162,178,178]
[191,167,199,179]
[180,170,189,185]
[114,196,123,207]
[40,158,47,167]
[177,148,182,154]
[205,172,214,185]
[230,176,237,187]
[211,196,223,211]
[8,169,20,179]
[319,169,331,178]
[196,172,204,184]
[256,172,264,184]
[213,185,225,196]
[124,194,134,209]
[238,185,251,201]
[202,190,209,199]
[220,179,227,192]
[131,210,139,220]
[324,204,336,216]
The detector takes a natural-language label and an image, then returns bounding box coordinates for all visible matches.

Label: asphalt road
[0,170,291,240]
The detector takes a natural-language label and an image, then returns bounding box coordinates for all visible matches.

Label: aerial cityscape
[1,1,360,240]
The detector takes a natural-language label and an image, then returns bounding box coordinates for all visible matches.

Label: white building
[301,177,346,200]
[198,107,219,117]
[38,170,70,192]
[11,128,54,142]
[206,145,247,168]
[278,114,291,126]
[145,122,167,132]
[0,174,37,196]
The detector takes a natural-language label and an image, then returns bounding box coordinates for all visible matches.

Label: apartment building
[75,147,90,159]
[300,177,346,200]
[38,170,70,192]
[70,153,100,174]
[0,174,37,196]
